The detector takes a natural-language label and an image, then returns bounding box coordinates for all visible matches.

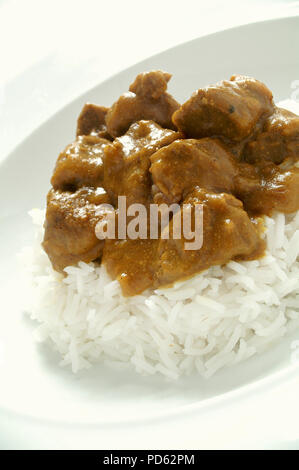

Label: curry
[43,71,299,296]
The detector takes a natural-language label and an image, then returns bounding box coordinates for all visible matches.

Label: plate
[0,16,299,449]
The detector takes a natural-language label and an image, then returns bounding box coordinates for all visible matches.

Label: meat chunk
[103,238,158,296]
[76,103,111,140]
[103,188,265,296]
[243,107,299,164]
[150,138,238,204]
[234,162,299,215]
[43,187,111,272]
[173,75,274,141]
[156,188,265,286]
[106,71,180,137]
[104,120,181,206]
[51,135,111,191]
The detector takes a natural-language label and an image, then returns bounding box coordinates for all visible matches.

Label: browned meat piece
[242,107,299,164]
[105,71,180,137]
[51,135,111,191]
[43,187,111,272]
[150,138,238,204]
[173,75,274,141]
[76,103,112,140]
[104,120,181,206]
[234,162,299,215]
[103,188,265,296]
[156,188,265,286]
[103,238,158,296]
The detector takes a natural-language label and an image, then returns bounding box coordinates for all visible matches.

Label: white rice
[19,99,299,380]
[19,209,299,379]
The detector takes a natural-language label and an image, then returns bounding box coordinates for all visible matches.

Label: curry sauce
[43,71,299,296]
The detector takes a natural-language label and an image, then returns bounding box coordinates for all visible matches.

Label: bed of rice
[20,208,299,380]
[20,99,299,380]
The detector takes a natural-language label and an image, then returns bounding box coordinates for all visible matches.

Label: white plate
[1,16,299,450]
